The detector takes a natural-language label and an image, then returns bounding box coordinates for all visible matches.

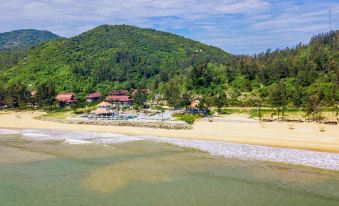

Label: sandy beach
[0,111,338,153]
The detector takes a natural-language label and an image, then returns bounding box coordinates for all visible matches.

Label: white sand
[0,111,338,153]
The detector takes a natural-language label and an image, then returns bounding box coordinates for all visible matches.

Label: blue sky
[0,0,338,54]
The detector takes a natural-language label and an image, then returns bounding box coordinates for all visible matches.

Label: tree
[0,86,5,106]
[36,83,56,107]
[163,78,183,109]
[133,89,147,109]
[213,87,227,112]
[4,83,30,107]
[269,80,288,119]
[291,86,303,108]
[304,94,321,121]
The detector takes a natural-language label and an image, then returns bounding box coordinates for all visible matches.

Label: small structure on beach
[111,90,128,96]
[186,100,206,114]
[91,108,114,117]
[97,101,113,109]
[86,92,102,102]
[106,95,132,107]
[55,92,77,107]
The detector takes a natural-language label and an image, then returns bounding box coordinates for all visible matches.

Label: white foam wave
[150,137,339,171]
[64,139,92,145]
[1,128,338,170]
[0,129,20,135]
[95,136,142,144]
[22,132,51,138]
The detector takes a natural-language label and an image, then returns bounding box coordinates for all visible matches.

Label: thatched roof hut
[91,108,113,115]
[97,101,113,108]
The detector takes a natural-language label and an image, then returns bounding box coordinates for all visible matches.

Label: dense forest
[0,25,337,117]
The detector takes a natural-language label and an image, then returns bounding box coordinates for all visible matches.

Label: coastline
[0,111,339,153]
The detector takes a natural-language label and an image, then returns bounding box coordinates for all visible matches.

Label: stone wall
[36,116,192,130]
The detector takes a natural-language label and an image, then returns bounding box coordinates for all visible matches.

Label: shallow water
[0,130,339,206]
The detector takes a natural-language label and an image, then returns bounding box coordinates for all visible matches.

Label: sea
[0,128,338,206]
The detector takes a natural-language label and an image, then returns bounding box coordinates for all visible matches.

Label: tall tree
[163,78,183,108]
[269,80,288,118]
[36,83,56,106]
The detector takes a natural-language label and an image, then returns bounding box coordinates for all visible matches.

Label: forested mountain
[0,29,60,50]
[0,29,60,71]
[0,25,337,113]
[0,25,228,93]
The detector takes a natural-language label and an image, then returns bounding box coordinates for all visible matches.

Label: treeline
[155,31,338,117]
[0,82,56,108]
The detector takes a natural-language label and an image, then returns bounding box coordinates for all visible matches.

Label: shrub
[173,113,202,124]
[180,114,196,124]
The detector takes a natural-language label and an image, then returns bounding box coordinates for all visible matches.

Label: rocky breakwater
[35,116,192,130]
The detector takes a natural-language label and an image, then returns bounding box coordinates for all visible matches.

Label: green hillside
[0,29,60,71]
[0,29,60,50]
[0,25,228,93]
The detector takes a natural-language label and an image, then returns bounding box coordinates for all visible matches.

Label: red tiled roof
[86,92,101,99]
[106,95,131,102]
[111,90,128,95]
[56,92,76,103]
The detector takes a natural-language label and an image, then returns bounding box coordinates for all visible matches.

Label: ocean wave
[0,129,20,135]
[1,128,338,170]
[64,139,93,145]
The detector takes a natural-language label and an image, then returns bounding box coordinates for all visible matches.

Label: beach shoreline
[0,111,338,153]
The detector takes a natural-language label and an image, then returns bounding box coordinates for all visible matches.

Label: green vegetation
[0,25,337,121]
[0,49,28,71]
[41,109,74,119]
[173,113,203,124]
[0,29,60,50]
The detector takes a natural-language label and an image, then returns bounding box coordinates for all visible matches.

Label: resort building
[96,101,113,109]
[89,101,115,117]
[55,92,77,107]
[85,92,102,102]
[111,90,128,96]
[90,108,114,117]
[105,95,132,107]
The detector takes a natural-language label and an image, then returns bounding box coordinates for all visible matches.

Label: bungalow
[55,92,77,107]
[111,90,128,96]
[86,92,102,102]
[106,95,132,107]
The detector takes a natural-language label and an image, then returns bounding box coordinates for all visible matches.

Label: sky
[0,0,338,54]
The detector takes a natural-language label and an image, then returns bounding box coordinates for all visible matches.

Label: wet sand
[0,111,338,153]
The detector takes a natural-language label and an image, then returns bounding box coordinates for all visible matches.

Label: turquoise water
[0,134,339,206]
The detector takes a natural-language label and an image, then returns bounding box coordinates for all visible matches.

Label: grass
[42,110,74,119]
[172,113,203,124]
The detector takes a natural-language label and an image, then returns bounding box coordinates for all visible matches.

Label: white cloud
[0,0,338,54]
